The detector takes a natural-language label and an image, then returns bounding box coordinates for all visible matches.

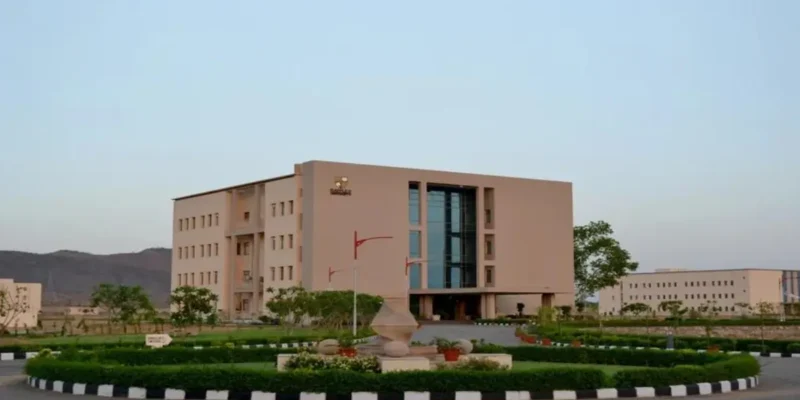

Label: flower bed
[24,343,760,394]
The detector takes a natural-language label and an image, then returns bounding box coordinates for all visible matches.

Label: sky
[0,1,798,272]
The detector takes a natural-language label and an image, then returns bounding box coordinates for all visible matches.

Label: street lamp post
[404,257,428,310]
[352,230,393,336]
[327,267,343,290]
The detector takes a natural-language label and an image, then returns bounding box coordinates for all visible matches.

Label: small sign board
[146,334,173,348]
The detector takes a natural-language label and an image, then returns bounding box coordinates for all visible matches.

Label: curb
[546,341,800,358]
[1,337,374,363]
[26,375,760,399]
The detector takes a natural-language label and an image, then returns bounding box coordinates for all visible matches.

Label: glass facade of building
[426,185,477,289]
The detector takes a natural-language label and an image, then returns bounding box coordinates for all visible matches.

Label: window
[289,234,294,249]
[691,294,694,299]
[280,235,285,249]
[635,284,638,288]
[271,203,276,217]
[730,280,734,286]
[200,272,204,285]
[184,273,188,284]
[703,281,706,286]
[486,266,494,286]
[237,243,241,255]
[703,294,707,299]
[244,211,250,221]
[191,246,195,258]
[724,293,729,299]
[243,242,250,255]
[214,271,218,284]
[215,243,219,256]
[207,272,211,284]
[731,293,735,299]
[201,215,205,228]
[191,273,195,285]
[208,214,212,226]
[179,219,183,231]
[288,266,293,280]
[192,217,196,229]
[712,281,715,286]
[215,213,219,226]
[271,267,276,281]
[690,282,694,287]
[485,209,492,224]
[685,282,688,287]
[178,247,182,259]
[409,231,421,258]
[712,294,716,299]
[201,245,205,257]
[409,183,420,224]
[289,200,294,214]
[184,246,188,257]
[685,294,688,299]
[280,202,285,216]
[178,274,182,285]
[280,266,285,280]
[299,213,303,230]
[271,236,276,250]
[207,244,211,256]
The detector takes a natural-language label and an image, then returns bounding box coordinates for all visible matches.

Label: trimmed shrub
[613,355,760,387]
[25,359,609,392]
[536,327,797,353]
[60,346,295,365]
[476,345,728,367]
[787,343,800,354]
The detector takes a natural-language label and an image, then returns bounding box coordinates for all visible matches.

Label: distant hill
[0,248,171,306]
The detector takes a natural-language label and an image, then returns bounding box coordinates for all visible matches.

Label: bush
[613,355,760,388]
[535,326,798,353]
[0,331,375,354]
[26,358,609,392]
[60,346,295,365]
[562,318,800,328]
[26,345,759,392]
[284,353,379,372]
[475,318,530,325]
[787,343,800,353]
[436,358,507,371]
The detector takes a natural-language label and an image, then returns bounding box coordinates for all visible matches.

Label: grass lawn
[0,327,324,346]
[159,361,646,376]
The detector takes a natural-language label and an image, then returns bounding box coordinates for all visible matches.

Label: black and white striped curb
[545,341,800,358]
[26,375,759,399]
[2,337,374,362]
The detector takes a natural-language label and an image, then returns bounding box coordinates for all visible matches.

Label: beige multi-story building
[171,160,574,321]
[0,278,42,328]
[599,268,800,316]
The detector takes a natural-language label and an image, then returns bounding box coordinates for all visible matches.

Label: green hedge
[0,334,343,354]
[534,327,800,353]
[58,347,296,366]
[481,317,800,328]
[23,345,759,392]
[26,359,609,392]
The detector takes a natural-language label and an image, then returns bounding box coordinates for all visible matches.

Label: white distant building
[0,278,42,328]
[599,269,800,316]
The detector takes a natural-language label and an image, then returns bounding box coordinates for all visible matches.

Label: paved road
[2,326,799,399]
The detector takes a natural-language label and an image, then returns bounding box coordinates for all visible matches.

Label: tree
[116,286,155,334]
[90,284,125,333]
[658,300,687,335]
[90,284,155,334]
[734,302,752,317]
[621,302,651,318]
[0,285,30,334]
[574,221,639,301]
[170,286,219,330]
[697,300,720,344]
[754,301,774,348]
[265,286,314,333]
